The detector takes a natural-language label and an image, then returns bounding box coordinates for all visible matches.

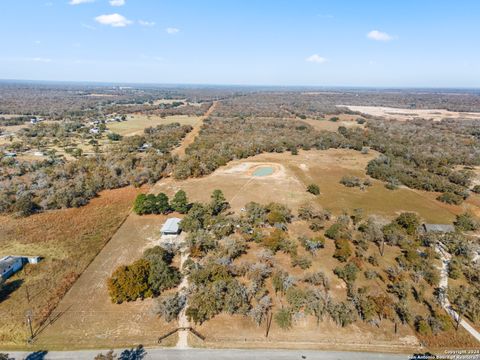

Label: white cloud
[367,30,393,41]
[81,23,96,30]
[306,54,327,64]
[95,13,132,27]
[139,20,155,27]
[166,27,179,34]
[69,0,94,5]
[30,57,52,63]
[109,0,125,6]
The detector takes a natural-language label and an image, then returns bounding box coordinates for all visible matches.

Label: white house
[161,218,182,235]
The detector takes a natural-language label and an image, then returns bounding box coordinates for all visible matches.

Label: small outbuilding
[161,217,182,235]
[419,223,455,234]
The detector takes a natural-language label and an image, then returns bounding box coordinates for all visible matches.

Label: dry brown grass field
[0,187,140,349]
[33,211,179,350]
[107,114,201,137]
[155,149,460,223]
[340,105,480,121]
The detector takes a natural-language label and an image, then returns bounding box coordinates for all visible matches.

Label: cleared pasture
[107,114,200,136]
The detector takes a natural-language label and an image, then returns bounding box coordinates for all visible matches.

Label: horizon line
[1,78,480,91]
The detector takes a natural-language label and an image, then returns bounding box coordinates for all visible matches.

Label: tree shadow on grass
[0,279,24,303]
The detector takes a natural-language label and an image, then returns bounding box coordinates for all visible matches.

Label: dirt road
[172,101,217,158]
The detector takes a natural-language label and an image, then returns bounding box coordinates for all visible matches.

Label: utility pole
[25,309,34,343]
[265,311,273,338]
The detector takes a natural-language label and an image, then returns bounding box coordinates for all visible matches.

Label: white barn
[161,217,182,235]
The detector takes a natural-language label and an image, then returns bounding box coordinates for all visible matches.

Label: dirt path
[172,101,217,158]
[435,243,480,343]
[176,250,190,349]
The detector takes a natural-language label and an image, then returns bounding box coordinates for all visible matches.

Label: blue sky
[0,0,479,87]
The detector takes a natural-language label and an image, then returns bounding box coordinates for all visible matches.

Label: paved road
[3,348,411,360]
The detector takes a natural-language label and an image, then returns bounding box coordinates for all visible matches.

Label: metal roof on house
[161,217,182,233]
[422,224,455,233]
[0,256,22,274]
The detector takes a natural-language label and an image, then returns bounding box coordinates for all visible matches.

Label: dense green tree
[156,193,171,214]
[171,190,189,213]
[147,256,181,296]
[181,203,208,232]
[395,212,420,235]
[133,194,147,215]
[210,189,229,215]
[108,259,151,303]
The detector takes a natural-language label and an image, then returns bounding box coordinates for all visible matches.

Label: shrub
[437,192,463,205]
[340,175,361,187]
[107,132,122,141]
[333,238,352,262]
[265,203,292,225]
[325,222,349,240]
[274,308,292,330]
[309,218,325,231]
[334,262,359,284]
[395,212,420,235]
[262,229,287,253]
[299,235,325,254]
[472,185,480,194]
[454,212,479,232]
[14,193,38,217]
[306,184,320,195]
[291,255,312,270]
[415,316,431,335]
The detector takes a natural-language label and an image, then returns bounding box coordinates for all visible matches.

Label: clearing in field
[107,114,201,137]
[339,105,480,121]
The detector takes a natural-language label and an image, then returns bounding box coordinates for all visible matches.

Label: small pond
[252,166,274,177]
